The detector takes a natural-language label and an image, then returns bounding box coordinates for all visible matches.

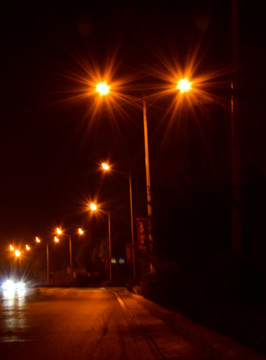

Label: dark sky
[0,1,265,260]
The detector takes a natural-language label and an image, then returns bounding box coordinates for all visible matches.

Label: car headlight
[1,280,27,296]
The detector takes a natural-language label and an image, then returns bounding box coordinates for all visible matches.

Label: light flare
[2,280,16,291]
[177,78,192,93]
[96,82,110,96]
[56,228,62,235]
[90,203,97,211]
[16,281,26,296]
[2,280,27,298]
[14,250,21,257]
[52,50,141,151]
[101,162,110,171]
[78,228,84,235]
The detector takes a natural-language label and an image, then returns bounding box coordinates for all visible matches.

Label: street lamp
[55,227,84,280]
[78,228,84,235]
[94,80,153,259]
[89,202,112,281]
[142,99,153,257]
[177,78,192,93]
[95,78,194,271]
[56,228,62,235]
[35,236,50,286]
[35,235,61,286]
[101,162,136,278]
[14,249,22,279]
[90,202,97,211]
[8,245,21,279]
[14,249,21,257]
[96,82,110,96]
[101,162,110,171]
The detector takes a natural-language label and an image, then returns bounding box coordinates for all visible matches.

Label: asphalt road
[0,287,213,360]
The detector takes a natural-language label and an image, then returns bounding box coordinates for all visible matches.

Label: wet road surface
[0,287,213,359]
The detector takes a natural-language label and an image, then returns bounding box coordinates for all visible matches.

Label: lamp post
[142,99,153,255]
[95,81,152,262]
[9,246,22,279]
[56,227,84,280]
[128,169,135,278]
[46,242,50,286]
[35,236,59,286]
[35,237,49,285]
[90,202,112,281]
[101,163,136,278]
[14,249,22,280]
[142,79,192,267]
[95,78,193,272]
[107,211,112,281]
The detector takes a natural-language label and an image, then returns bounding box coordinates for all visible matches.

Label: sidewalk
[128,288,266,360]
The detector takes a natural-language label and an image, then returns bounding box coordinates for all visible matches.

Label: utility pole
[143,99,154,271]
[46,243,50,286]
[128,170,136,278]
[108,212,112,281]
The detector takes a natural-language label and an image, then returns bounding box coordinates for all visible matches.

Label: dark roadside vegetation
[127,250,266,357]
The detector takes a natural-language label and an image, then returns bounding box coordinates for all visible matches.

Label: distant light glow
[78,228,84,235]
[90,203,97,211]
[56,228,62,235]
[177,78,192,93]
[101,163,110,171]
[96,82,110,96]
[15,250,21,257]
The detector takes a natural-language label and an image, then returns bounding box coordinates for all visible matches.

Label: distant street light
[89,202,112,281]
[14,249,22,279]
[55,227,85,280]
[101,162,110,171]
[14,249,21,257]
[101,162,136,278]
[8,245,22,279]
[56,228,62,235]
[35,235,60,286]
[35,236,50,285]
[90,202,97,211]
[78,228,84,235]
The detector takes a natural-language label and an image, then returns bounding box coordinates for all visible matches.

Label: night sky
[0,1,265,265]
